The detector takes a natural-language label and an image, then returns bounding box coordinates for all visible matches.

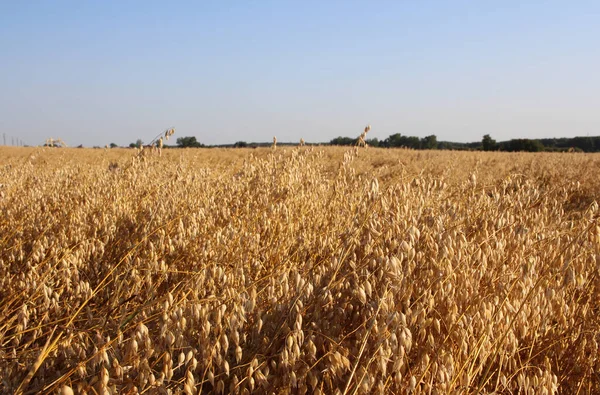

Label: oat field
[1,146,599,394]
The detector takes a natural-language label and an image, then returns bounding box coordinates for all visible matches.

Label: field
[1,146,599,394]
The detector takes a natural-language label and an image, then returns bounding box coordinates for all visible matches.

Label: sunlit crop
[1,146,598,394]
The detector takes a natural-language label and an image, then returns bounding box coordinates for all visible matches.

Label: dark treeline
[124,134,600,152]
[329,133,600,152]
[330,134,440,149]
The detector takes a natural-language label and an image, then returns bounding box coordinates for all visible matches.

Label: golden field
[0,146,599,394]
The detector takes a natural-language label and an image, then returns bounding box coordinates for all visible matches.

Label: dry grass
[0,146,599,394]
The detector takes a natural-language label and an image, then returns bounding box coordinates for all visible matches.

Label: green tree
[571,136,596,152]
[330,136,356,146]
[129,139,143,148]
[502,139,544,152]
[383,134,421,149]
[421,135,438,150]
[365,138,379,147]
[383,133,403,147]
[482,134,497,151]
[109,142,118,148]
[176,136,203,148]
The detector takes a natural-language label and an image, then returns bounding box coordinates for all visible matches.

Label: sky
[1,1,599,147]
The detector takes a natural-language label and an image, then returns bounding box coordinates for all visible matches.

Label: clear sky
[1,1,599,147]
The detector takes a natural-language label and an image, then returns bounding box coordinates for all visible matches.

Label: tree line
[330,134,600,152]
[127,136,205,149]
[121,134,600,152]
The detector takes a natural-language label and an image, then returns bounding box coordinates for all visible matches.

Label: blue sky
[1,1,599,146]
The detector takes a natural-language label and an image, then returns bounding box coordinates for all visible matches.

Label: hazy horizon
[1,1,599,147]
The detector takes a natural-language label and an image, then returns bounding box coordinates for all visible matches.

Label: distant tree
[234,141,248,148]
[109,142,118,148]
[176,136,203,148]
[383,133,403,147]
[365,138,379,147]
[482,134,497,151]
[437,141,450,150]
[129,143,136,148]
[407,136,421,149]
[383,134,421,149]
[421,135,438,150]
[502,139,544,152]
[570,136,596,152]
[330,136,356,146]
[539,136,600,152]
